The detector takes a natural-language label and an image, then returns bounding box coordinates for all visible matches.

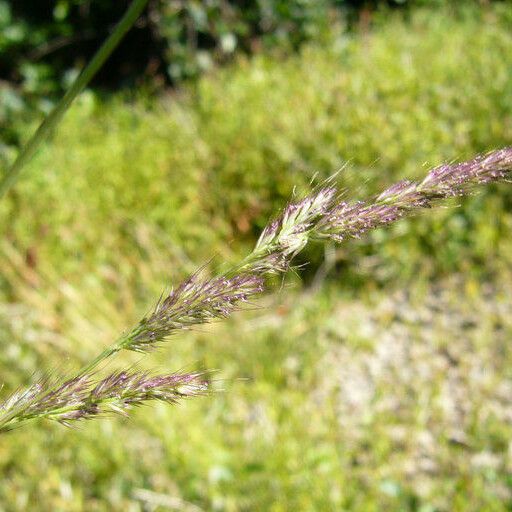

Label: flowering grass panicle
[315,148,512,242]
[126,272,265,353]
[237,186,337,274]
[0,148,511,432]
[0,371,208,431]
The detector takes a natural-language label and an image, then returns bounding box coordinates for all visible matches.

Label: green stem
[0,0,149,199]
[0,328,141,431]
[76,325,143,377]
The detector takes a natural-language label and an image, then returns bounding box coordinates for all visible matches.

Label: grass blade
[0,0,149,199]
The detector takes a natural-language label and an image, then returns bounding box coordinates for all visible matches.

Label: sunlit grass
[0,4,511,510]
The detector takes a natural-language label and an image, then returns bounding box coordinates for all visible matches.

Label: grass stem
[0,0,149,199]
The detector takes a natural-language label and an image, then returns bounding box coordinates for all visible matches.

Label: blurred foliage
[1,3,510,293]
[0,0,501,146]
[0,3,512,510]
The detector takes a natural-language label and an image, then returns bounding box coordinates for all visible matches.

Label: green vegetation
[0,0,500,145]
[0,1,458,92]
[0,0,149,197]
[1,4,512,510]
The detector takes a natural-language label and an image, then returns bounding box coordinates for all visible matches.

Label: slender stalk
[0,0,149,199]
[76,325,146,376]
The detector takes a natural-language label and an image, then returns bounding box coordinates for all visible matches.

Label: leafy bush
[0,0,501,146]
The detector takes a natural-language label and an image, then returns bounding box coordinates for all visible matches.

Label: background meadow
[1,2,512,510]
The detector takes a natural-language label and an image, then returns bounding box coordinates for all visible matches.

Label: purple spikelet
[316,148,512,242]
[0,371,208,429]
[243,186,337,273]
[126,272,265,352]
[422,147,512,192]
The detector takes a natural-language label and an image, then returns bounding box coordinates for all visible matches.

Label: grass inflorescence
[1,147,510,432]
[1,5,512,509]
